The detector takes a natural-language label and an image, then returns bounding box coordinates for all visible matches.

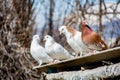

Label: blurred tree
[48,0,53,36]
[99,0,103,35]
[0,0,40,80]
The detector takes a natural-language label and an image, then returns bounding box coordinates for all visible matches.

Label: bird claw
[48,60,60,64]
[80,53,83,57]
[71,52,76,56]
[54,60,60,63]
[92,50,99,54]
[87,50,99,55]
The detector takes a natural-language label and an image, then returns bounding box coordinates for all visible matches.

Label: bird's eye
[62,28,64,31]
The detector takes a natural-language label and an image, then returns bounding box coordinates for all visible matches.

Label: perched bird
[30,35,53,69]
[44,35,73,60]
[59,26,91,56]
[81,21,108,51]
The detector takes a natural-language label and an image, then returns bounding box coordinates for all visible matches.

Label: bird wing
[53,43,72,60]
[31,45,53,63]
[83,32,108,50]
[38,46,53,62]
[67,36,81,54]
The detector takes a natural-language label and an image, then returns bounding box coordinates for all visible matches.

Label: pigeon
[44,35,73,60]
[30,35,53,69]
[59,26,91,56]
[81,20,108,51]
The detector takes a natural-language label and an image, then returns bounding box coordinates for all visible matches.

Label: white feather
[59,26,91,56]
[74,31,91,53]
[44,35,73,60]
[30,35,53,67]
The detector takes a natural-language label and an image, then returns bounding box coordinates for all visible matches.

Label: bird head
[81,20,88,26]
[81,20,92,29]
[33,35,40,42]
[59,25,67,35]
[44,35,54,42]
[81,20,92,33]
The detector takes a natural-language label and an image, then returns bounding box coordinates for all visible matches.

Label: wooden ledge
[35,47,120,72]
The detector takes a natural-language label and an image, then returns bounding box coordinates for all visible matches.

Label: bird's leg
[92,50,99,54]
[48,59,60,64]
[71,52,76,56]
[75,54,78,57]
[74,52,80,57]
[38,60,42,66]
[80,52,83,57]
[88,50,99,54]
[76,52,82,57]
[93,50,99,53]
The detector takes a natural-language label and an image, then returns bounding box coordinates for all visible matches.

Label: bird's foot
[74,53,81,57]
[49,60,60,64]
[80,53,83,57]
[53,60,60,63]
[48,61,55,64]
[92,50,99,54]
[74,55,78,57]
[71,52,76,57]
[88,50,99,54]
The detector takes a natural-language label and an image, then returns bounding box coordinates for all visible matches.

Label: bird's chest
[30,47,39,54]
[45,44,54,53]
[83,36,102,50]
[30,47,42,58]
[46,45,59,59]
[67,37,80,52]
[45,43,55,53]
[67,38,75,46]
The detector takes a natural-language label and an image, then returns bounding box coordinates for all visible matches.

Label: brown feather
[66,26,77,37]
[81,21,108,50]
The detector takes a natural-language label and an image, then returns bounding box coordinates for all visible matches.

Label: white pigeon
[44,35,73,61]
[59,25,91,56]
[30,35,53,69]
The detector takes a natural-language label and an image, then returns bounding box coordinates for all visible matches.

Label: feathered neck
[45,39,55,47]
[82,25,93,35]
[31,39,40,48]
[66,26,76,38]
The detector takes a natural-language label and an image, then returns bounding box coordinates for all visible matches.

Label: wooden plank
[36,47,120,72]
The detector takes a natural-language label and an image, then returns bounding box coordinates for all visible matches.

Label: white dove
[30,35,53,69]
[44,35,73,61]
[59,25,91,56]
